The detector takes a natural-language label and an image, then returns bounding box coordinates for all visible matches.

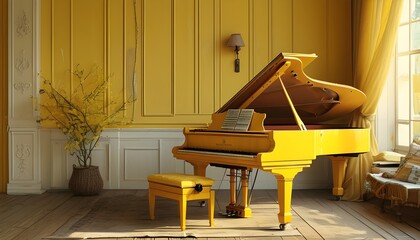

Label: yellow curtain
[342,0,403,201]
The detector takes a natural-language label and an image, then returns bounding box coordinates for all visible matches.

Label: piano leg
[190,161,210,176]
[273,167,304,230]
[329,156,348,200]
[229,169,236,208]
[240,169,252,217]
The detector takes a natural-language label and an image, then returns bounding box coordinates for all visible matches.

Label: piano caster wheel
[279,224,286,231]
[334,196,342,201]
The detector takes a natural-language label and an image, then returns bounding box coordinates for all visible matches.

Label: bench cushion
[148,173,214,188]
[366,173,420,208]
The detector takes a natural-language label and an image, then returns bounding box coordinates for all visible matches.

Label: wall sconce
[227,34,245,73]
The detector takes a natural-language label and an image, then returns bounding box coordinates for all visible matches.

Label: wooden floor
[0,189,419,240]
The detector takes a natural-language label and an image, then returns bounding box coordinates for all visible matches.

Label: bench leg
[179,195,187,231]
[209,190,215,227]
[149,190,155,220]
[380,199,386,213]
[396,204,403,222]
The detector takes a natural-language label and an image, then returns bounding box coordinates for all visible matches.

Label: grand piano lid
[217,52,366,125]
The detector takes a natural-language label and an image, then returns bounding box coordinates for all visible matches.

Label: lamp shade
[227,34,244,47]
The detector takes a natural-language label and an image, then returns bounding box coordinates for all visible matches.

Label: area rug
[47,192,301,239]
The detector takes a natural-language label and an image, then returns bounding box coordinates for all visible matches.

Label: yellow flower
[39,65,129,168]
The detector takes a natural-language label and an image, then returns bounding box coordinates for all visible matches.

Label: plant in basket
[39,65,130,195]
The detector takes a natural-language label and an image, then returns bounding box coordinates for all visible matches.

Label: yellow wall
[41,0,353,128]
[0,0,8,193]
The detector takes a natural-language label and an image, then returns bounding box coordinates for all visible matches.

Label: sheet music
[221,109,254,131]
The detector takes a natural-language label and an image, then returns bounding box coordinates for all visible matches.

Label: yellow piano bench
[147,173,215,231]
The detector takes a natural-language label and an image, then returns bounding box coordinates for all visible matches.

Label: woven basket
[69,165,103,196]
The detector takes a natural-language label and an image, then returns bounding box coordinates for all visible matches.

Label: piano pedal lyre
[224,168,253,218]
[226,204,252,218]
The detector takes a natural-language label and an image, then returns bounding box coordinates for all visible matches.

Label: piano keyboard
[178,148,257,158]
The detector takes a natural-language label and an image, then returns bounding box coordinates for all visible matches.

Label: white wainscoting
[42,129,187,190]
[8,127,44,194]
[40,128,333,192]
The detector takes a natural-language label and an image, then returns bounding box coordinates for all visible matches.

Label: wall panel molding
[8,128,43,194]
[142,0,173,117]
[7,0,43,194]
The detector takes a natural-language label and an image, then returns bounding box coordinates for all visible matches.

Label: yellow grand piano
[172,52,370,230]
